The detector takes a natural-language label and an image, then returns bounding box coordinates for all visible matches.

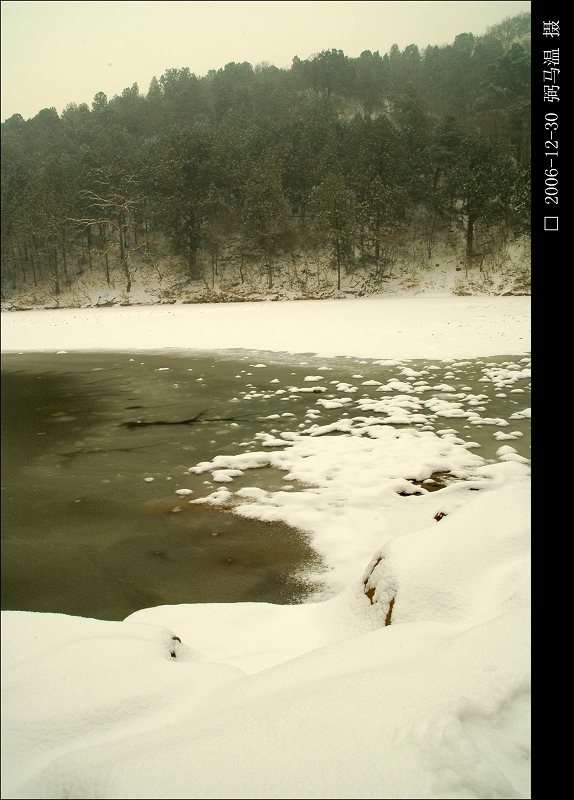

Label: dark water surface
[1,349,530,620]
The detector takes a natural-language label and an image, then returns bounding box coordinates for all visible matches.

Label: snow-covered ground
[1,294,531,800]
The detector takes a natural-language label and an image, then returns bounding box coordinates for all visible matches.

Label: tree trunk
[10,245,19,289]
[465,213,476,262]
[32,236,43,280]
[62,229,69,284]
[52,246,61,295]
[29,247,37,285]
[426,215,436,261]
[124,260,131,294]
[143,200,149,253]
[118,212,125,265]
[87,224,93,271]
[18,242,27,284]
[187,243,198,279]
[211,249,219,289]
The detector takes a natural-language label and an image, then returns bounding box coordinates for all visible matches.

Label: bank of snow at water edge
[1,296,531,799]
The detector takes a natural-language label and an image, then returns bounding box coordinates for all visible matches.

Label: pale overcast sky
[1,0,531,122]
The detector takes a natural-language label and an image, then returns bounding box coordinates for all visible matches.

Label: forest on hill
[1,12,530,307]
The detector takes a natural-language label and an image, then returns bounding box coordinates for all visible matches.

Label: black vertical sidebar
[532,7,562,276]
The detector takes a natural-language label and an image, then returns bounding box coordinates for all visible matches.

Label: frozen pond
[1,349,530,620]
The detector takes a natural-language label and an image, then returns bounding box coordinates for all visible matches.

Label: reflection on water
[1,349,530,620]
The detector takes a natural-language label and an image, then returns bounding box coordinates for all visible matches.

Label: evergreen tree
[241,152,292,289]
[311,171,356,290]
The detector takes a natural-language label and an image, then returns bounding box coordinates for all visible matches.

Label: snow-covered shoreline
[1,296,531,799]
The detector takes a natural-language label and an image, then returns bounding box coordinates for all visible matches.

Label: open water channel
[1,349,530,620]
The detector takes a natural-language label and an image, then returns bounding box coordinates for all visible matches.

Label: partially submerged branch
[120,408,257,429]
[59,444,158,461]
